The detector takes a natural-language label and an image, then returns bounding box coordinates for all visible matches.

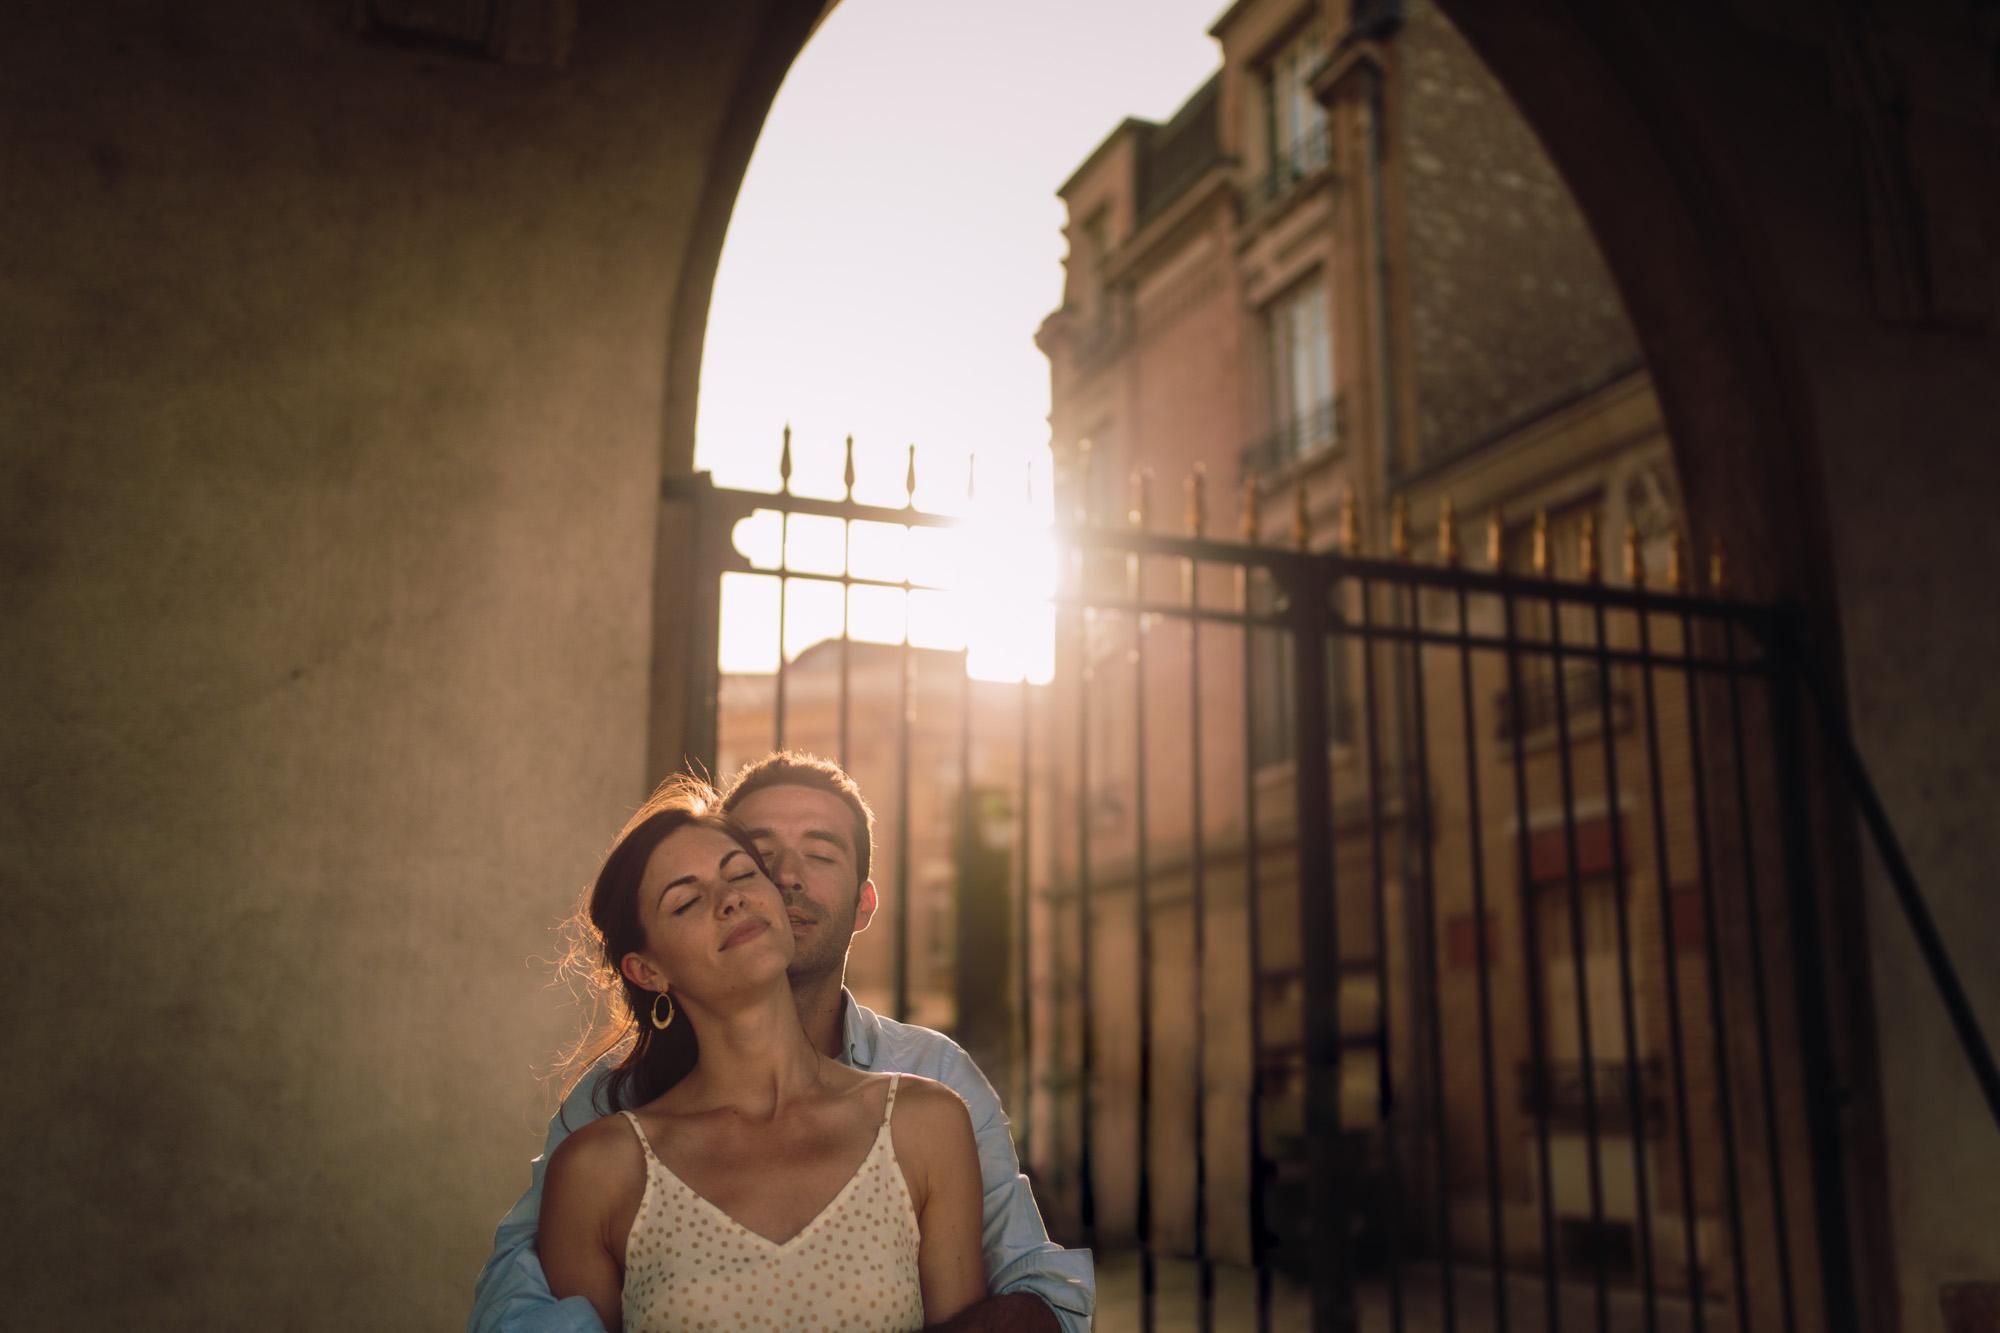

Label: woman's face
[622,823,794,1002]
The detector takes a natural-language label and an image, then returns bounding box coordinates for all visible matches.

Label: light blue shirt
[468,993,1094,1332]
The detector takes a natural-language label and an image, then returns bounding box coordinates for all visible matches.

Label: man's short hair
[720,750,876,885]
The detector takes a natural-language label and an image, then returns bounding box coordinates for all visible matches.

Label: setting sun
[713,447,1059,683]
[691,0,1225,689]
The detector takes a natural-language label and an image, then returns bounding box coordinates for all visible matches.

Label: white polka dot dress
[618,1074,926,1333]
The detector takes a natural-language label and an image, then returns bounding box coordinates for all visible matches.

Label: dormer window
[1259,23,1330,205]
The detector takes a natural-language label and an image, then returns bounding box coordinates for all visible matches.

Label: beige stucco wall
[0,2,815,1325]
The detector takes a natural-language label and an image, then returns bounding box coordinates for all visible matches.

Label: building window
[1264,23,1330,188]
[1264,275,1336,465]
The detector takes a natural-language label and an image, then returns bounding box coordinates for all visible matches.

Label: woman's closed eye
[671,893,700,915]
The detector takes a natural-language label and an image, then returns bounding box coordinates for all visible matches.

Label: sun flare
[714,457,1058,685]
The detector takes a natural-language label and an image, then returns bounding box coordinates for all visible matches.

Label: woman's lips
[720,917,770,951]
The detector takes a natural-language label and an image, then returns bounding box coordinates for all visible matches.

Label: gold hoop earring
[649,988,675,1031]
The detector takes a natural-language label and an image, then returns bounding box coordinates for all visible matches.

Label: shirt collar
[840,988,881,1069]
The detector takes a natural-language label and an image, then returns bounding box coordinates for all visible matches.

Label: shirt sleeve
[466,1075,613,1333]
[935,1045,1096,1333]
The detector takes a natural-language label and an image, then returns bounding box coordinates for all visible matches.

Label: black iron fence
[668,441,1997,1333]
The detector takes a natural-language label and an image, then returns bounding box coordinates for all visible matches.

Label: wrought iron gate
[666,444,1993,1333]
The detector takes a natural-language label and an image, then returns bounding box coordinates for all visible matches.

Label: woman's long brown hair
[554,775,769,1123]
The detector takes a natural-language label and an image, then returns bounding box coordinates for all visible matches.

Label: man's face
[729,783,876,983]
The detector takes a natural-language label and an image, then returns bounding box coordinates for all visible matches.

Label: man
[469,751,1094,1332]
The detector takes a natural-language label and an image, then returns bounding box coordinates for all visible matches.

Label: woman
[538,778,986,1331]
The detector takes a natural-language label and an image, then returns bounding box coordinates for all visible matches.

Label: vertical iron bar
[1017,463,1038,1164]
[1017,671,1034,1163]
[1187,550,1214,1331]
[775,564,790,750]
[1679,607,1754,1331]
[1500,591,1560,1333]
[1293,569,1353,1333]
[838,436,855,768]
[1454,585,1509,1333]
[1725,621,1800,1333]
[1240,562,1273,1333]
[1358,577,1406,1333]
[1545,586,1612,1330]
[1132,546,1157,1332]
[1077,599,1098,1249]
[1758,607,1860,1333]
[1590,597,1660,1331]
[775,428,794,752]
[1402,580,1457,1333]
[838,585,852,765]
[838,595,852,767]
[1635,604,1707,1331]
[893,585,913,1022]
[894,452,916,1023]
[958,629,974,1040]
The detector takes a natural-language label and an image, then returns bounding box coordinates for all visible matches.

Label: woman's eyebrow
[655,872,698,913]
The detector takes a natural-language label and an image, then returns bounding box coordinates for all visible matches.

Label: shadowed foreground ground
[1093,1251,1723,1330]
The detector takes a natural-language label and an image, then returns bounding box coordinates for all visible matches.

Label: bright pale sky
[696,0,1228,678]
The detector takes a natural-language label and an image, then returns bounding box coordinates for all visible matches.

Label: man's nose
[767,846,805,892]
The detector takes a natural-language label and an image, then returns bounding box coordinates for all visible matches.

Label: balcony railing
[1238,395,1341,479]
[1247,121,1333,215]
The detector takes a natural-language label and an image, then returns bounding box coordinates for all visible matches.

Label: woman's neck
[675,984,829,1119]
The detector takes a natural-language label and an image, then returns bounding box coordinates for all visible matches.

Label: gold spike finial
[1580,510,1600,582]
[1487,509,1505,568]
[1709,536,1727,594]
[1241,476,1260,543]
[1439,496,1459,566]
[1532,509,1550,577]
[780,423,794,492]
[1293,480,1311,550]
[1667,524,1685,592]
[1338,484,1358,555]
[1623,521,1643,587]
[904,443,917,509]
[1391,494,1411,559]
[1130,468,1151,530]
[843,434,856,497]
[1186,464,1207,538]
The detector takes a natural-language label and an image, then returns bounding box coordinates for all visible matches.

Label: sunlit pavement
[1091,1251,1724,1331]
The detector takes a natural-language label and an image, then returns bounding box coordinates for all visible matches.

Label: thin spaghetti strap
[881,1072,902,1127]
[619,1109,661,1165]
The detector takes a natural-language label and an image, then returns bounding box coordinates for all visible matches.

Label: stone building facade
[1032,0,1725,1293]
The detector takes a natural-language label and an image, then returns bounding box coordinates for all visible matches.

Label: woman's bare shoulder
[546,1110,645,1192]
[886,1073,975,1135]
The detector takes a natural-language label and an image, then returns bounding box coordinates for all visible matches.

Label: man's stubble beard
[784,893,861,986]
